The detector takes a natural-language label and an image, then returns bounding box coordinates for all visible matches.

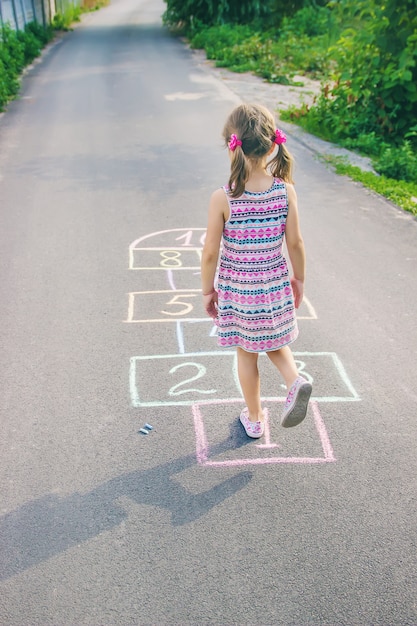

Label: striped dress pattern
[216,178,299,353]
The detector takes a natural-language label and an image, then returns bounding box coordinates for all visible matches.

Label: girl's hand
[203,291,218,319]
[291,278,304,309]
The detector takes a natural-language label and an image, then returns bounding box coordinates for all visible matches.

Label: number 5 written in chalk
[161,294,198,316]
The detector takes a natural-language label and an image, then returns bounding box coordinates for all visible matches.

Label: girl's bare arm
[285,183,306,308]
[201,188,228,294]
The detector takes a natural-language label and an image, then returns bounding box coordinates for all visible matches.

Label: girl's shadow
[0,420,252,580]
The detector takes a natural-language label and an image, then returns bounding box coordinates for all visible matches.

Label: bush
[0,25,26,75]
[52,5,82,30]
[24,20,54,45]
[294,1,417,147]
[0,26,25,108]
[374,141,417,183]
[190,24,253,59]
[280,4,336,39]
[17,30,42,64]
[0,22,54,110]
[163,0,267,29]
[189,16,330,84]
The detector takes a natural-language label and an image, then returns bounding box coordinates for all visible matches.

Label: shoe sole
[281,382,312,428]
[239,414,264,439]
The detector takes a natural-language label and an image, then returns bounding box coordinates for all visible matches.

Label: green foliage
[295,0,417,145]
[52,4,82,30]
[189,12,332,83]
[373,141,417,183]
[174,0,417,194]
[0,25,26,109]
[17,29,42,64]
[263,0,305,27]
[0,24,26,74]
[163,0,267,30]
[280,0,417,193]
[24,20,55,45]
[191,24,253,59]
[280,3,336,39]
[0,22,55,110]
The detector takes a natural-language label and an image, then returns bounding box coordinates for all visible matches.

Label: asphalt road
[1,0,417,624]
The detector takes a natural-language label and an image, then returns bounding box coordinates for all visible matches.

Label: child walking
[201,103,312,439]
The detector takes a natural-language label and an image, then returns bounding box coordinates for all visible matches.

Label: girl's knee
[237,347,258,362]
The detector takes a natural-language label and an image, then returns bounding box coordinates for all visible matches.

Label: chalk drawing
[293,359,314,384]
[255,409,279,449]
[129,248,201,271]
[126,296,314,325]
[126,290,206,323]
[297,295,318,320]
[175,230,206,249]
[129,229,206,270]
[176,321,185,354]
[209,325,218,337]
[124,228,360,466]
[193,400,336,466]
[130,228,206,248]
[167,269,177,291]
[168,362,217,396]
[129,351,359,407]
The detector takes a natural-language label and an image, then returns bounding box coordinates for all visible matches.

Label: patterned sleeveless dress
[216,178,299,353]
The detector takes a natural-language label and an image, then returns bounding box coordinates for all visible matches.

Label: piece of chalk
[144,423,153,430]
[139,428,149,435]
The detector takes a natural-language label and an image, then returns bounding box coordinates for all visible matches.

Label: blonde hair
[223,103,294,198]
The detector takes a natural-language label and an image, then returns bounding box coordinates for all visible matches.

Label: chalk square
[192,400,336,466]
[126,290,206,323]
[130,352,239,407]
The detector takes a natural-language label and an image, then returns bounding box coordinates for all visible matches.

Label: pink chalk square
[192,399,335,467]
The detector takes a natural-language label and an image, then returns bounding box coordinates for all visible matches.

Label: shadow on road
[0,421,253,580]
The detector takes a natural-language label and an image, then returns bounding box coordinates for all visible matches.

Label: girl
[201,103,312,439]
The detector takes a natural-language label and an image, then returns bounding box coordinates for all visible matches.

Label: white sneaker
[239,408,264,439]
[281,377,312,428]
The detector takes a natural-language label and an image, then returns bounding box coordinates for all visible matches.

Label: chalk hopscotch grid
[126,229,357,466]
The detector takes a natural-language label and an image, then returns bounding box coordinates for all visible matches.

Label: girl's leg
[267,345,312,428]
[237,347,263,422]
[266,345,299,389]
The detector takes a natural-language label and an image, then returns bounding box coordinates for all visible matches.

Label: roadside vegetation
[164,0,417,216]
[0,0,108,112]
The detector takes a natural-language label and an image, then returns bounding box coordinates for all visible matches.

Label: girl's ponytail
[269,144,294,184]
[228,147,250,198]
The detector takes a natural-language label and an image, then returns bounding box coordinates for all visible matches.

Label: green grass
[322,156,417,217]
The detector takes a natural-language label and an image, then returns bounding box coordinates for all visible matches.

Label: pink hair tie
[228,134,242,151]
[274,129,287,145]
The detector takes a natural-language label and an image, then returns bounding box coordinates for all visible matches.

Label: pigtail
[228,147,250,198]
[269,144,294,184]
